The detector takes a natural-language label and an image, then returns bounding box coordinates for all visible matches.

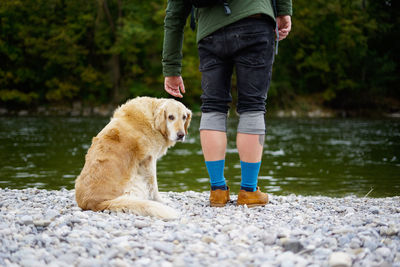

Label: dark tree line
[0,0,398,113]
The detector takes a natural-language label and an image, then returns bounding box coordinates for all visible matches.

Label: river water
[0,116,399,197]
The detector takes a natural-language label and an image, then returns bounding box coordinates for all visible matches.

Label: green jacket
[162,0,293,77]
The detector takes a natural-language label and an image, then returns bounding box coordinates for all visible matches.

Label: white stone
[329,252,352,267]
[20,215,33,225]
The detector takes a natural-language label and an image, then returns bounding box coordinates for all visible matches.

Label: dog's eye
[168,115,175,120]
[182,115,186,120]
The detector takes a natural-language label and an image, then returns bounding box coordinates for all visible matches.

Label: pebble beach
[0,188,399,267]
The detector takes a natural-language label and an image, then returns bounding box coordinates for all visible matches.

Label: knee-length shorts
[198,17,275,115]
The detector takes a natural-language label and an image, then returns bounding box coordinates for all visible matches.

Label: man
[162,0,292,207]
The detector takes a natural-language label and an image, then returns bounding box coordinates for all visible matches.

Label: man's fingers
[278,30,287,40]
[167,88,182,98]
[168,90,183,98]
[174,91,183,98]
[282,25,291,33]
[165,85,183,98]
[278,26,290,40]
[180,81,186,94]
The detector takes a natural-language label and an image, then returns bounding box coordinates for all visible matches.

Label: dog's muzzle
[176,131,185,141]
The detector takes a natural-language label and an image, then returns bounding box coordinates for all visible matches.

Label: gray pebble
[376,247,392,259]
[369,206,380,214]
[33,219,51,227]
[77,258,103,267]
[349,238,362,249]
[338,235,351,247]
[20,259,44,267]
[313,248,332,260]
[152,241,174,255]
[261,232,277,246]
[45,209,59,220]
[134,220,150,229]
[57,253,77,265]
[380,226,398,236]
[363,237,378,251]
[109,258,129,267]
[281,238,304,253]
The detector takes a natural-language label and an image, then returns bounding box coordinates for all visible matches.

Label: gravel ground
[0,188,399,267]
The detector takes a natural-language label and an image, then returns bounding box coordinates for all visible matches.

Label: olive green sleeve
[162,0,192,77]
[276,0,292,16]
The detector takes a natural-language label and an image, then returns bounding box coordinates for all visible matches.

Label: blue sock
[205,160,227,190]
[240,161,261,192]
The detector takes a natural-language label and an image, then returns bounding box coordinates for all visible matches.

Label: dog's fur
[75,97,191,219]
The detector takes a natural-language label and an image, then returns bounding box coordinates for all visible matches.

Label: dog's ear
[184,109,192,135]
[154,104,167,137]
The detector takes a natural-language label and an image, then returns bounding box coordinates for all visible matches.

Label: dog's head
[155,99,192,142]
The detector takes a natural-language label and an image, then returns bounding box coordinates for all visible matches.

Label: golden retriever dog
[75,97,191,219]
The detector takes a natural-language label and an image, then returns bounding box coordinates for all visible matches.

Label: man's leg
[233,17,275,205]
[237,133,263,192]
[200,114,230,207]
[237,112,266,192]
[198,29,232,199]
[236,117,269,206]
[237,133,264,163]
[201,130,227,188]
[199,112,228,190]
[201,130,227,162]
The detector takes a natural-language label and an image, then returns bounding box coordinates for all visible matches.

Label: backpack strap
[223,1,231,15]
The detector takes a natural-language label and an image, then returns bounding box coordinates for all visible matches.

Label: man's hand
[276,15,292,41]
[164,76,185,98]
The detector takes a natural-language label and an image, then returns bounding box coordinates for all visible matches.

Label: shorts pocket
[235,32,274,67]
[198,35,220,71]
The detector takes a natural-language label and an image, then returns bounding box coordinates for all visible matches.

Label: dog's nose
[177,131,185,140]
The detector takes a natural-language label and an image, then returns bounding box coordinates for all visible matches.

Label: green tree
[271,0,399,112]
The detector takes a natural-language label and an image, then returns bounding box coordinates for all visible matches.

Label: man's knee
[199,112,228,132]
[237,111,266,134]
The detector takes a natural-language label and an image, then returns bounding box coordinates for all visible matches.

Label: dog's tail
[95,195,179,220]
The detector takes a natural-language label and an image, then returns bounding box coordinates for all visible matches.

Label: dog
[75,97,192,219]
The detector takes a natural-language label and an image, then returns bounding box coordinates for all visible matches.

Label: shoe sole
[210,203,227,207]
[237,203,268,207]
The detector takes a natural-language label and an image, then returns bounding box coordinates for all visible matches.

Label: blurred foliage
[272,0,399,112]
[0,0,398,113]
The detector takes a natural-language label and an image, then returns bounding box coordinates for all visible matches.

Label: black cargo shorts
[198,17,275,114]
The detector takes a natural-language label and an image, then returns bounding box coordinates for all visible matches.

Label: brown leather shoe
[210,187,230,207]
[237,187,268,207]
